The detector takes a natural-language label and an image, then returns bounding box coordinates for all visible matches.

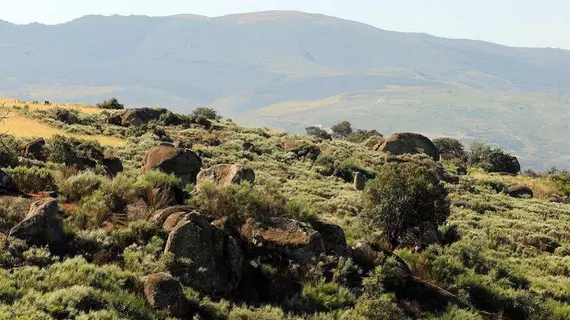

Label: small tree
[432,137,466,158]
[468,142,520,174]
[331,121,353,140]
[361,162,450,250]
[305,126,331,140]
[347,129,383,143]
[192,107,220,120]
[96,97,124,110]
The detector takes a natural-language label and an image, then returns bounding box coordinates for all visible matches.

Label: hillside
[0,101,568,319]
[0,11,569,170]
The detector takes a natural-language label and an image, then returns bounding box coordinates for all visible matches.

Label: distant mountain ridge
[0,11,569,169]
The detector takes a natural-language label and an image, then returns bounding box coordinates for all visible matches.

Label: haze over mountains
[0,11,569,169]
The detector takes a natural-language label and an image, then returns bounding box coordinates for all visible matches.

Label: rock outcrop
[240,217,325,264]
[106,108,168,127]
[142,144,202,185]
[9,198,67,254]
[310,220,351,256]
[353,172,367,191]
[164,214,243,295]
[144,273,190,317]
[196,164,255,187]
[151,205,195,225]
[102,154,123,177]
[0,169,19,194]
[507,184,533,198]
[21,138,46,161]
[352,242,385,270]
[378,132,440,161]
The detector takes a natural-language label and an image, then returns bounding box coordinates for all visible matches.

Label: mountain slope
[0,11,569,169]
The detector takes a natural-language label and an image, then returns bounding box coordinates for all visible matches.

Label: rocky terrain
[0,100,568,319]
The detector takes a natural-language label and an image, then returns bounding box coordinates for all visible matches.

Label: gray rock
[0,169,19,194]
[310,220,351,256]
[353,172,367,191]
[144,273,190,317]
[151,205,195,225]
[142,145,202,185]
[378,132,440,161]
[165,215,243,295]
[507,184,533,198]
[196,164,255,187]
[9,198,67,254]
[240,217,325,264]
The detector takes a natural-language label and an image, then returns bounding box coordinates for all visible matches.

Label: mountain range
[0,11,569,169]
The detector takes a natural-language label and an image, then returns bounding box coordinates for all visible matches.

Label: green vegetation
[362,162,450,249]
[96,97,124,110]
[0,101,568,319]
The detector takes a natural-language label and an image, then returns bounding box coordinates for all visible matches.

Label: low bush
[191,181,287,222]
[96,98,124,110]
[58,171,106,202]
[5,166,57,193]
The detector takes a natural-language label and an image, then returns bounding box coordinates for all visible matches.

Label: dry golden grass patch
[0,98,103,114]
[0,112,125,147]
[470,171,559,200]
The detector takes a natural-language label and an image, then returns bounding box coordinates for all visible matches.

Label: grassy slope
[0,100,569,318]
[0,99,126,147]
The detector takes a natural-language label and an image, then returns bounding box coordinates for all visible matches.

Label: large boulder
[122,108,168,127]
[105,108,168,127]
[9,198,67,254]
[352,242,385,270]
[102,154,123,177]
[151,205,195,225]
[378,133,440,161]
[240,217,325,264]
[196,164,255,187]
[144,273,190,317]
[164,214,243,295]
[142,144,202,185]
[0,169,19,194]
[21,138,46,161]
[310,220,351,256]
[507,184,533,198]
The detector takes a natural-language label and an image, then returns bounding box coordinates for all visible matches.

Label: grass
[469,169,560,200]
[0,109,125,147]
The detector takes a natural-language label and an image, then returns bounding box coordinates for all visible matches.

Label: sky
[0,0,569,49]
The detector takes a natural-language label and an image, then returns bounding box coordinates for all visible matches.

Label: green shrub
[330,121,353,140]
[5,166,57,193]
[306,126,332,140]
[433,138,466,158]
[361,162,450,249]
[228,305,286,320]
[428,305,482,320]
[468,142,520,174]
[74,174,136,229]
[96,97,124,110]
[346,129,382,143]
[0,135,19,168]
[159,111,192,126]
[191,182,286,222]
[287,280,356,312]
[192,107,220,120]
[477,179,508,193]
[58,171,106,202]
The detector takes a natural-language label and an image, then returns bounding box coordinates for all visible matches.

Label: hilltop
[0,11,569,169]
[0,100,568,319]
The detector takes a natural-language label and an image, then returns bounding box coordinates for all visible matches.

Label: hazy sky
[1,0,569,49]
